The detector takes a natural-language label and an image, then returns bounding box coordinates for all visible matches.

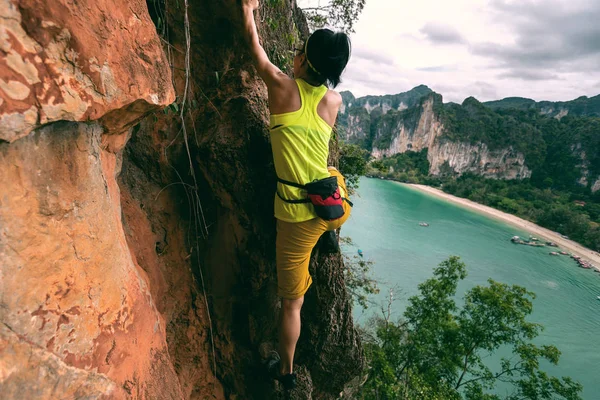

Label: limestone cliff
[0,1,363,399]
[573,146,600,193]
[370,95,442,157]
[343,90,531,179]
[427,141,531,179]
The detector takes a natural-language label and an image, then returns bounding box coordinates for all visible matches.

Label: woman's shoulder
[268,77,301,115]
[323,89,343,107]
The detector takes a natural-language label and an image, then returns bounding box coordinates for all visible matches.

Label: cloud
[417,65,458,73]
[471,0,600,73]
[341,59,409,95]
[352,47,395,66]
[420,22,466,45]
[498,70,561,81]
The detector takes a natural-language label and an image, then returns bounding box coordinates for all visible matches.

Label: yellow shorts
[276,168,352,299]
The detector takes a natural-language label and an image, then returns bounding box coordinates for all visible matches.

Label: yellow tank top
[270,79,332,222]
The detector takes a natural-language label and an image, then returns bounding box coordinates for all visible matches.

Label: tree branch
[457,361,524,389]
[455,344,476,389]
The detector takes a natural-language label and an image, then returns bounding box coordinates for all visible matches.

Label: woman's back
[270,79,333,222]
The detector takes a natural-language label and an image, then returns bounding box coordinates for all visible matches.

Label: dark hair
[304,29,351,88]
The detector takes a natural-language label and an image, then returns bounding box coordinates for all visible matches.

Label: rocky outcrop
[343,106,370,144]
[1,323,117,399]
[428,141,531,179]
[1,1,363,399]
[572,145,600,192]
[592,177,600,193]
[0,122,191,399]
[343,89,535,179]
[339,85,434,145]
[371,95,443,158]
[0,0,174,143]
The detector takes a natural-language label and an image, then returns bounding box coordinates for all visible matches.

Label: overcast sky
[298,0,600,103]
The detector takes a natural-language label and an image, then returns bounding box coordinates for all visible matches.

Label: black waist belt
[277,177,353,207]
[277,178,311,203]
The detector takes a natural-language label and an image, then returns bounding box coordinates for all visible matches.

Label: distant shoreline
[392,181,600,271]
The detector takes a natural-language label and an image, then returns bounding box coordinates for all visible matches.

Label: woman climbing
[242,0,353,391]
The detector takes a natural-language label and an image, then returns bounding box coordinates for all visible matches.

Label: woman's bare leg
[278,296,304,375]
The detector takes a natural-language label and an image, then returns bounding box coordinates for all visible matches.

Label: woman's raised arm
[242,0,289,89]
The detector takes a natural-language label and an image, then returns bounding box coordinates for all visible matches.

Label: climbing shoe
[318,230,339,254]
[266,352,297,390]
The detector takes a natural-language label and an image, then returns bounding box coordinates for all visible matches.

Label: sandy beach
[400,183,600,271]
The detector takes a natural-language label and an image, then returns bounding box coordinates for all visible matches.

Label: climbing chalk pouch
[277,176,352,221]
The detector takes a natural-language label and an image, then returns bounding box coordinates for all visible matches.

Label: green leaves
[365,149,433,184]
[338,142,370,193]
[343,253,379,309]
[301,0,366,32]
[359,257,583,400]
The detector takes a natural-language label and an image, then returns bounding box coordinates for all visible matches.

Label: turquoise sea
[342,177,600,399]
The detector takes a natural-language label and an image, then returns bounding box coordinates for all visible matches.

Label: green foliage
[359,257,583,400]
[301,0,366,32]
[484,97,537,111]
[365,149,441,186]
[339,142,370,193]
[343,255,379,309]
[486,94,600,118]
[340,237,379,309]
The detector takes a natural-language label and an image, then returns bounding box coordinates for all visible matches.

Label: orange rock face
[0,122,183,398]
[0,0,174,142]
[0,0,185,397]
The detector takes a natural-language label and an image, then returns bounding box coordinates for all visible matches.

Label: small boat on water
[510,236,545,247]
[530,237,540,241]
[358,249,363,257]
[546,242,559,247]
[419,222,429,227]
[559,251,569,255]
[549,252,559,256]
